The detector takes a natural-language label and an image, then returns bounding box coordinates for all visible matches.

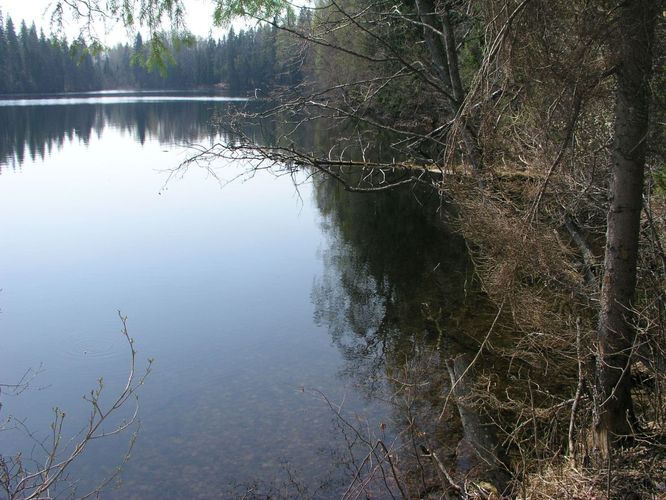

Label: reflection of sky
[0,100,389,497]
[0,95,249,107]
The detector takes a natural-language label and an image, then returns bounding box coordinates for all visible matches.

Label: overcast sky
[0,0,250,43]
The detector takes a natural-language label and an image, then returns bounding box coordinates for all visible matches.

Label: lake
[0,91,474,498]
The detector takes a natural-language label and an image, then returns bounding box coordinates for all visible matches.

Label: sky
[0,0,245,43]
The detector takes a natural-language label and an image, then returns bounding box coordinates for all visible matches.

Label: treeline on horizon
[0,8,311,95]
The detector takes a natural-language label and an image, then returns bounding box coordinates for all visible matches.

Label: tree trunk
[595,0,657,456]
[414,0,454,91]
[414,0,484,173]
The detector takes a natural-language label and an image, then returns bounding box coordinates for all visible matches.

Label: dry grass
[520,442,666,499]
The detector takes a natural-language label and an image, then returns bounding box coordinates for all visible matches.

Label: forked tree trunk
[595,0,657,456]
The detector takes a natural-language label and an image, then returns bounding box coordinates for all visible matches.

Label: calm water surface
[0,92,472,498]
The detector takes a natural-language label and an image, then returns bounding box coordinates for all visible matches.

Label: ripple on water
[61,332,122,360]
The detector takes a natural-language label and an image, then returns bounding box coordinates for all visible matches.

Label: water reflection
[312,175,478,386]
[0,92,500,498]
[0,95,394,498]
[0,96,254,170]
[310,171,514,492]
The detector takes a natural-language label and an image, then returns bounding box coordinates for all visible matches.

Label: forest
[2,0,666,498]
[0,7,311,94]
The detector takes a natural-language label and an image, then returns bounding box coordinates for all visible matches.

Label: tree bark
[595,0,657,456]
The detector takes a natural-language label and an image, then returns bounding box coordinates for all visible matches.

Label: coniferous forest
[0,8,311,94]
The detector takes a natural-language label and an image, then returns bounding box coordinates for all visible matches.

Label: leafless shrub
[0,313,151,500]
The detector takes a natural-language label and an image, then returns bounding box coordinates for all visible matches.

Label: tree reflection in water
[311,172,509,491]
[0,98,259,171]
[1,97,514,494]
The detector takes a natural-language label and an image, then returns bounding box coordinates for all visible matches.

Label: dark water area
[0,91,481,498]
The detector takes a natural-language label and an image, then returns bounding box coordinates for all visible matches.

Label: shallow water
[0,92,471,498]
